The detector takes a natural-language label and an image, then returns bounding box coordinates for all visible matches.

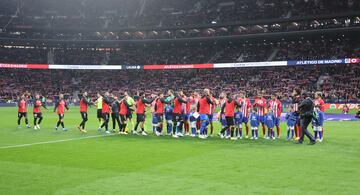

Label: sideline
[0,134,117,149]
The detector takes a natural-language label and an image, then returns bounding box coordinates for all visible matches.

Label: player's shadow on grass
[102,133,301,147]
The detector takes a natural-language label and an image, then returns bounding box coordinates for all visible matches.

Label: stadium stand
[0,35,359,65]
[0,64,359,103]
[1,0,359,28]
[0,0,360,40]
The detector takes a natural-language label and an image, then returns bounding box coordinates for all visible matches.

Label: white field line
[0,134,116,149]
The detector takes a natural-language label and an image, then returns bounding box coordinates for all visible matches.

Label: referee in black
[295,90,316,145]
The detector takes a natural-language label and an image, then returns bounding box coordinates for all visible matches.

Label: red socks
[262,124,266,135]
[295,125,301,137]
[196,121,201,130]
[184,122,189,133]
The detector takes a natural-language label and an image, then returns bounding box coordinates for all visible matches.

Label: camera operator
[294,90,316,145]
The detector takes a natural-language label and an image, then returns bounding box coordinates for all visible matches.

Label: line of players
[16,89,325,141]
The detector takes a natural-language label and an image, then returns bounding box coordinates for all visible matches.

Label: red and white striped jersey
[314,98,325,112]
[150,100,156,113]
[189,97,196,106]
[238,97,251,117]
[182,96,191,114]
[220,97,227,109]
[268,99,282,118]
[193,96,200,106]
[254,97,266,116]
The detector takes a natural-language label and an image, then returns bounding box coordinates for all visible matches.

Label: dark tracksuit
[111,100,121,130]
[299,97,316,143]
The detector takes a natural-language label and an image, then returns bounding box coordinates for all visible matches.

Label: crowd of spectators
[0,36,358,65]
[273,36,359,61]
[0,64,359,103]
[0,47,48,64]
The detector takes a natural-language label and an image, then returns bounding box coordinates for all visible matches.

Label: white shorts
[235,123,242,128]
[190,121,197,128]
[152,124,158,127]
[167,120,173,124]
[287,126,294,131]
[313,126,322,132]
[251,127,258,131]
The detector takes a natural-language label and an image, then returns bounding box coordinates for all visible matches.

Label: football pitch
[0,107,359,194]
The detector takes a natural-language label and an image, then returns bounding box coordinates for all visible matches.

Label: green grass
[0,106,359,194]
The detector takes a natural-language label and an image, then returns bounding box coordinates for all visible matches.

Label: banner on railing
[287,58,359,66]
[49,64,123,70]
[0,58,358,70]
[144,64,213,70]
[213,61,287,68]
[0,63,49,69]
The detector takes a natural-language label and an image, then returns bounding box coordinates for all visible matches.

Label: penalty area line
[0,134,117,149]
